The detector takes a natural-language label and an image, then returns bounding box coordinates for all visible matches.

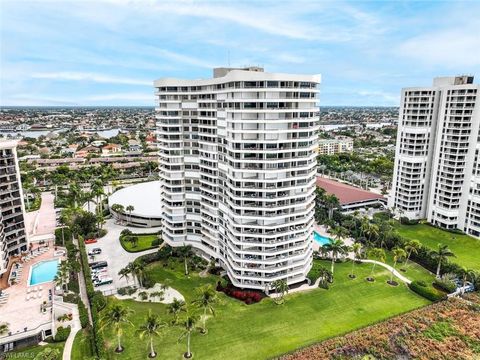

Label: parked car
[94,277,113,287]
[89,261,108,270]
[88,248,102,255]
[85,238,97,244]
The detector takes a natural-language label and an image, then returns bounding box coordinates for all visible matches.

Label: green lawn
[72,329,94,360]
[383,251,436,284]
[395,223,480,271]
[101,259,429,360]
[120,234,159,252]
[6,340,65,358]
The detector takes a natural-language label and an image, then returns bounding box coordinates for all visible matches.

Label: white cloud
[398,29,480,67]
[31,72,151,86]
[357,90,399,104]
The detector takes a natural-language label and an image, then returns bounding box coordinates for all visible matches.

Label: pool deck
[313,224,354,250]
[0,245,65,340]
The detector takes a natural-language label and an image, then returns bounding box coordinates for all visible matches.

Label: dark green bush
[54,326,71,342]
[409,280,446,302]
[433,278,457,293]
[78,300,89,328]
[91,291,106,311]
[151,238,162,247]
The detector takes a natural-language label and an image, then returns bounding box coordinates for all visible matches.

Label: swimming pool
[314,231,331,246]
[29,259,59,286]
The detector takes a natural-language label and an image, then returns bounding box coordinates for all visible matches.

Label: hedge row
[54,326,71,342]
[408,280,446,302]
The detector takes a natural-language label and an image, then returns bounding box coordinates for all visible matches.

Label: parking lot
[84,218,159,294]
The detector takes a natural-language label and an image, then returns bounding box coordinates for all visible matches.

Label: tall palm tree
[365,224,379,242]
[322,237,348,276]
[350,242,362,279]
[118,266,132,286]
[100,304,134,352]
[324,194,340,220]
[178,308,199,359]
[271,279,289,304]
[131,261,146,288]
[431,244,455,278]
[168,298,186,325]
[137,310,166,358]
[191,285,218,333]
[0,322,9,336]
[126,205,135,224]
[367,247,385,281]
[390,248,406,284]
[177,245,194,276]
[458,267,476,295]
[404,239,421,268]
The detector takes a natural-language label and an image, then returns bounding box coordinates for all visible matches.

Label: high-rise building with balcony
[389,76,480,236]
[155,67,320,291]
[0,140,28,275]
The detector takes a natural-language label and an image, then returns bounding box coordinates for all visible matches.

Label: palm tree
[322,237,348,276]
[271,279,289,304]
[367,248,385,281]
[349,242,362,279]
[389,248,406,284]
[324,194,340,220]
[191,285,218,333]
[168,298,186,324]
[0,322,9,336]
[458,267,476,295]
[118,266,132,286]
[403,239,421,269]
[431,244,455,278]
[100,304,134,353]
[365,224,379,242]
[137,310,166,358]
[131,261,146,288]
[126,205,135,224]
[177,245,194,276]
[178,308,199,359]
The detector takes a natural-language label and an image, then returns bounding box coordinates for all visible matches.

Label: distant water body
[0,128,121,139]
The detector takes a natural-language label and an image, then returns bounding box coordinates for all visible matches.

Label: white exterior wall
[155,68,321,290]
[0,140,28,275]
[389,76,480,237]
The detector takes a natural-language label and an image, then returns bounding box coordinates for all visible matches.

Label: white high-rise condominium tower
[389,75,480,236]
[0,140,28,275]
[155,67,320,290]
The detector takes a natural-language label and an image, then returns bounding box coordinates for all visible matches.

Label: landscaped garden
[395,223,480,271]
[98,255,429,360]
[281,293,480,360]
[119,229,162,252]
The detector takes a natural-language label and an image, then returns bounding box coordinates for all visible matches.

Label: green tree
[191,285,218,333]
[431,244,455,278]
[0,322,9,336]
[100,304,134,352]
[350,242,362,279]
[322,236,348,276]
[137,310,166,358]
[271,279,289,304]
[34,347,60,360]
[126,205,135,223]
[178,308,199,359]
[168,298,186,325]
[390,248,406,283]
[367,248,385,281]
[404,239,421,268]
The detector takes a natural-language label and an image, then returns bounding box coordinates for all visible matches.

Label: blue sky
[1,0,479,106]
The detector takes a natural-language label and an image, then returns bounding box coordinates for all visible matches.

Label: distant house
[102,143,122,156]
[75,145,100,158]
[128,140,142,152]
[91,140,107,147]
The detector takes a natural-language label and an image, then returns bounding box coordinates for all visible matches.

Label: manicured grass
[101,259,429,360]
[120,234,159,252]
[383,251,436,284]
[6,340,65,358]
[72,329,94,360]
[395,223,480,270]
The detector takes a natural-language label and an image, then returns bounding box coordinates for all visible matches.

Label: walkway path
[356,259,412,284]
[62,303,81,360]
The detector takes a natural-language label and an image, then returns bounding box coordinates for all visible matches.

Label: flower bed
[216,281,265,304]
[280,294,480,360]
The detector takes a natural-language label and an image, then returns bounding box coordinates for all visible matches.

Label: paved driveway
[84,218,160,294]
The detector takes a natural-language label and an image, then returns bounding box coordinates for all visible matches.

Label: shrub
[54,326,71,342]
[78,300,89,328]
[400,217,419,225]
[433,277,457,294]
[409,280,446,302]
[91,291,106,311]
[138,291,148,300]
[151,238,162,247]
